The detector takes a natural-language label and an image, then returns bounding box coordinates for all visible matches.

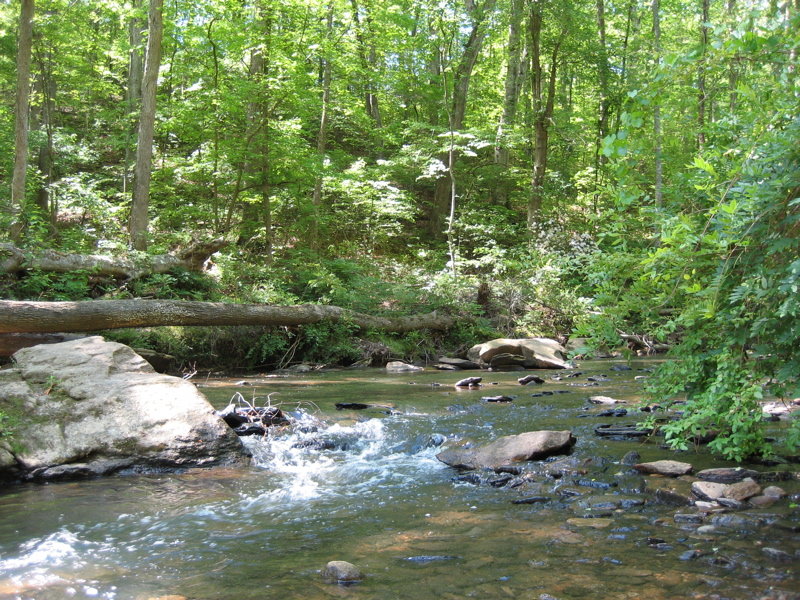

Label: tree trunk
[0,239,228,279]
[238,3,274,257]
[124,0,144,195]
[652,0,663,209]
[595,0,612,182]
[698,0,709,149]
[311,2,334,246]
[0,300,457,334]
[10,0,35,241]
[129,0,164,251]
[430,0,497,235]
[32,45,56,225]
[351,0,383,131]
[528,5,565,226]
[493,0,526,207]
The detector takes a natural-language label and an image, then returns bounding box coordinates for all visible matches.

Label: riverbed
[0,360,797,599]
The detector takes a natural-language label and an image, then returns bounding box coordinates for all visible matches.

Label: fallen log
[0,239,228,279]
[0,300,456,334]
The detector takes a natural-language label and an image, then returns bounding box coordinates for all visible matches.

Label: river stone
[436,430,576,470]
[437,357,481,370]
[695,467,759,483]
[386,361,423,372]
[588,395,625,405]
[322,560,363,582]
[634,460,693,477]
[692,481,729,501]
[1,336,245,482]
[722,478,761,502]
[467,338,569,370]
[763,485,787,498]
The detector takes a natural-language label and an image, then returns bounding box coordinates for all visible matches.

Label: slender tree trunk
[124,0,144,195]
[528,4,564,226]
[10,0,35,241]
[351,0,383,130]
[727,0,738,111]
[652,0,663,209]
[239,3,274,258]
[493,0,526,207]
[430,0,497,235]
[595,0,612,177]
[129,0,164,251]
[698,0,709,148]
[311,2,334,246]
[33,46,55,225]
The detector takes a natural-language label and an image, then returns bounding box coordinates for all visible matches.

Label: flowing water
[0,360,798,600]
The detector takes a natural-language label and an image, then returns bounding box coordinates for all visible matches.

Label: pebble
[696,525,717,534]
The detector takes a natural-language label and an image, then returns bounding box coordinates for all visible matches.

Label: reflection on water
[0,361,797,599]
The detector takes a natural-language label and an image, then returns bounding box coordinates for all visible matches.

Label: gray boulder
[0,336,245,482]
[437,430,576,470]
[467,338,569,370]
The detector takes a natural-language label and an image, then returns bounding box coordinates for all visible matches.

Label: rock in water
[454,376,482,388]
[518,374,545,385]
[467,338,569,370]
[436,430,576,470]
[0,336,245,482]
[723,478,761,501]
[386,361,423,372]
[322,560,363,583]
[691,481,729,501]
[695,467,759,483]
[634,460,693,477]
[588,395,625,405]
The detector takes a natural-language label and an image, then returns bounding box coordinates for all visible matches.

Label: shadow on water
[0,359,797,599]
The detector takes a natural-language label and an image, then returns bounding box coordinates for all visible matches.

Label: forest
[0,0,798,461]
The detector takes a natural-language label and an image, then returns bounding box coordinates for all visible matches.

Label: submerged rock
[322,560,363,583]
[634,460,693,477]
[1,336,245,482]
[436,430,576,470]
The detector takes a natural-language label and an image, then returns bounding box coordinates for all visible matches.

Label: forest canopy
[0,0,798,460]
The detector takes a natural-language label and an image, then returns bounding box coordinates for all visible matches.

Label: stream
[0,359,797,600]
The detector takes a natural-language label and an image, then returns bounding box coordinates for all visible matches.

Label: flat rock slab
[635,460,693,477]
[467,338,569,370]
[437,430,576,470]
[696,467,759,483]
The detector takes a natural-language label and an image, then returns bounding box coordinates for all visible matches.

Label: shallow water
[1,360,798,600]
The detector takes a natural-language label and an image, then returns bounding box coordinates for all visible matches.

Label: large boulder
[467,338,569,370]
[437,430,576,470]
[0,336,246,482]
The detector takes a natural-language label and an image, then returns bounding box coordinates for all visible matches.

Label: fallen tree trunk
[0,239,228,279]
[0,300,456,334]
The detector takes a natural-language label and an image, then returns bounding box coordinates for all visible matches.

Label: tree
[527,1,566,225]
[129,0,163,251]
[9,0,35,241]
